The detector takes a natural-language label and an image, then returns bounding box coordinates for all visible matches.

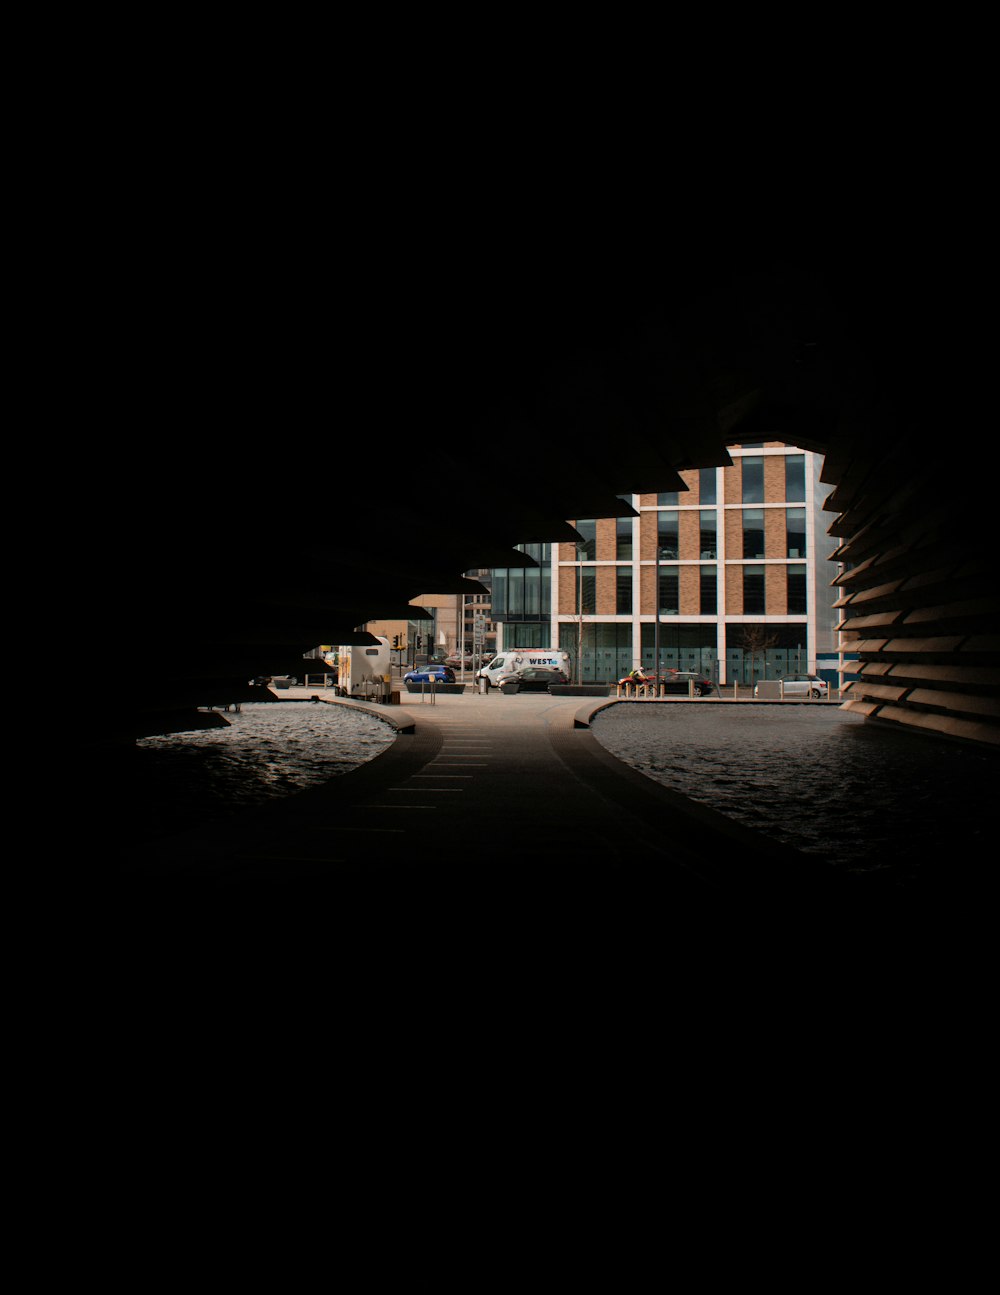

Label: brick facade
[726,568,743,615]
[766,563,788,614]
[678,509,699,556]
[596,517,616,561]
[725,506,743,559]
[546,448,820,683]
[639,512,657,561]
[680,566,700,615]
[640,564,656,611]
[764,507,785,559]
[725,461,742,505]
[763,454,785,501]
[596,564,616,615]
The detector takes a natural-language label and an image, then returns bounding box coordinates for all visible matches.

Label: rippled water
[135,702,396,840]
[591,703,997,882]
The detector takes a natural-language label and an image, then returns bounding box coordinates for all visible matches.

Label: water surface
[591,703,996,886]
[135,702,395,840]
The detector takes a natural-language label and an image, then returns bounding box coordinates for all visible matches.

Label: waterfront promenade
[122,689,853,927]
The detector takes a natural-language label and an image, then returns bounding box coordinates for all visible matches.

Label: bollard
[689,678,695,698]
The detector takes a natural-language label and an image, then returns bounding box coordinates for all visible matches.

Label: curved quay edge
[317,695,416,735]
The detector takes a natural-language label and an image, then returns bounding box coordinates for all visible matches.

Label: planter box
[404,682,467,695]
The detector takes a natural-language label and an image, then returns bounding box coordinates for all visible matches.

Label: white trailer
[477,648,572,691]
[338,637,391,699]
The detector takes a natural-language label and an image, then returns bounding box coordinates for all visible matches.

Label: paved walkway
[119,689,855,930]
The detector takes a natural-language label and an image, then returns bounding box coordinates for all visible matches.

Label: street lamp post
[654,533,661,693]
[577,560,583,686]
[459,594,466,686]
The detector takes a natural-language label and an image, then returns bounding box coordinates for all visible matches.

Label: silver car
[756,673,829,698]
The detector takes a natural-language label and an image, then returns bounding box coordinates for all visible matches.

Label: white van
[478,648,572,690]
[338,636,391,698]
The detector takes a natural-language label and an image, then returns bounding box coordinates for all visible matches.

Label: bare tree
[738,625,779,685]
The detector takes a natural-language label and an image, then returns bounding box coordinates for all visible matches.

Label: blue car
[404,665,457,686]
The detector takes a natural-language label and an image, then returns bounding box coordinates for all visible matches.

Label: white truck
[477,648,572,691]
[337,636,391,699]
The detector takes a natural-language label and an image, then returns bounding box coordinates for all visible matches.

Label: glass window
[786,508,806,558]
[699,510,717,559]
[743,565,766,615]
[742,457,764,503]
[699,468,717,505]
[575,520,596,559]
[492,570,507,618]
[616,516,633,560]
[658,569,679,615]
[560,623,632,684]
[787,564,807,614]
[616,567,632,614]
[785,455,806,502]
[524,567,540,615]
[657,491,679,506]
[657,512,679,559]
[641,624,717,677]
[742,509,765,559]
[700,565,717,615]
[508,570,524,615]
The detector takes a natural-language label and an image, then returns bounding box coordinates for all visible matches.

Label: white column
[631,497,642,669]
[717,468,728,684]
[805,451,818,672]
[550,545,559,649]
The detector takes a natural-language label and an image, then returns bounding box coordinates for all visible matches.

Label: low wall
[404,682,467,695]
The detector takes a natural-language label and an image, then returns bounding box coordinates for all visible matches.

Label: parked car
[498,667,569,693]
[479,648,573,689]
[755,673,829,698]
[444,653,476,670]
[660,671,714,696]
[404,665,457,685]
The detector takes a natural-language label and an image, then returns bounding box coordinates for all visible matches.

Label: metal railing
[616,679,704,699]
[612,680,841,700]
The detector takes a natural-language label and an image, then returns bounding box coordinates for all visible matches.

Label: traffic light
[392,634,399,649]
[416,635,423,651]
